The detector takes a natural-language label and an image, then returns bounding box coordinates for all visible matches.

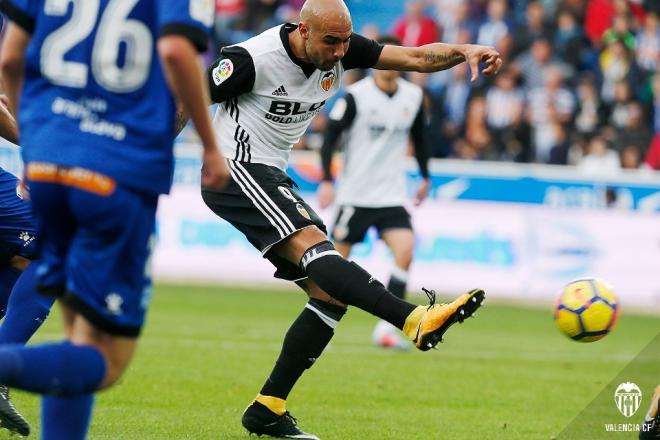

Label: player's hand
[414,178,430,206]
[0,95,10,111]
[201,147,231,190]
[462,45,502,82]
[317,180,334,209]
[17,178,30,200]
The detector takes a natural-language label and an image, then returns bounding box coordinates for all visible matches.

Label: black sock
[260,299,345,399]
[305,256,416,329]
[387,273,407,300]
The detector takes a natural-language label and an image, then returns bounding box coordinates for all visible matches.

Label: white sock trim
[305,303,339,329]
[390,266,409,283]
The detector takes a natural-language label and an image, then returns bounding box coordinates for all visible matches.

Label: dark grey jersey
[207,23,383,169]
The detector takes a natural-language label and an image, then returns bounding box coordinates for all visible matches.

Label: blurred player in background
[317,35,430,351]
[640,385,660,439]
[0,1,229,439]
[199,0,499,437]
[0,95,54,436]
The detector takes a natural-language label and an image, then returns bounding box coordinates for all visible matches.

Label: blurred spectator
[433,1,478,44]
[620,144,644,169]
[457,96,497,160]
[652,73,660,133]
[644,133,660,170]
[392,0,440,47]
[435,64,472,156]
[513,37,572,90]
[602,14,636,50]
[612,102,653,154]
[578,136,621,172]
[599,39,636,103]
[235,0,280,35]
[276,0,305,23]
[584,0,616,47]
[527,66,575,162]
[635,12,660,79]
[607,80,637,129]
[512,1,554,58]
[554,8,591,71]
[574,73,606,136]
[213,0,246,50]
[477,0,510,48]
[485,68,525,158]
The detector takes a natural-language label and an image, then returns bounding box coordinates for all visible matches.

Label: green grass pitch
[4,284,659,439]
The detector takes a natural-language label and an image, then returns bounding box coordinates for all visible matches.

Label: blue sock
[0,263,54,344]
[0,266,21,319]
[41,394,95,440]
[0,342,106,395]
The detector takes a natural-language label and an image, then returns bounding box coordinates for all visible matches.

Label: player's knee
[84,340,136,390]
[299,240,342,272]
[97,355,132,389]
[396,251,413,270]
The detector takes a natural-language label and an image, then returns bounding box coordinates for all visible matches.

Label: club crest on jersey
[296,203,311,220]
[212,59,234,86]
[319,71,336,92]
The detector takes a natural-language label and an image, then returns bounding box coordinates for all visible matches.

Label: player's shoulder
[346,76,375,94]
[396,77,423,95]
[395,77,424,104]
[235,24,286,60]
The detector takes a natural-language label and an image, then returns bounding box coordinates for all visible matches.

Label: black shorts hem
[39,284,141,338]
[261,224,318,255]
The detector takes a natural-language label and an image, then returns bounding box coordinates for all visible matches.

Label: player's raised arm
[374,43,503,82]
[318,93,357,209]
[0,23,30,117]
[0,95,18,145]
[158,35,230,190]
[410,100,430,206]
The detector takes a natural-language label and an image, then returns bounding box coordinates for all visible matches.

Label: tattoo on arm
[423,52,464,65]
[175,110,189,136]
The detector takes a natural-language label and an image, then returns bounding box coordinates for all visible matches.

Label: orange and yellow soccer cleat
[404,288,485,351]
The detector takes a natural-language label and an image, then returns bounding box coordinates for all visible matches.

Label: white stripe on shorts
[228,161,288,238]
[233,161,296,232]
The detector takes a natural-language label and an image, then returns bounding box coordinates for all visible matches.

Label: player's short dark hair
[377,35,402,46]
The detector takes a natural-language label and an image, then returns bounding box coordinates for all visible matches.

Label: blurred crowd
[212,0,660,171]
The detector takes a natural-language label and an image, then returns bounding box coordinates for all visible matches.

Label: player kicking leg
[203,162,484,439]
[199,0,499,434]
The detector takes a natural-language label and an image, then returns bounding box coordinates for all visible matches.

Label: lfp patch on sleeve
[212,59,234,86]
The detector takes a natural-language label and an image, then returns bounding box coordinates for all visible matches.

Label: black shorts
[202,160,327,281]
[331,206,412,244]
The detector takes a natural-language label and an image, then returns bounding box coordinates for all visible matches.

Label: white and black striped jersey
[206,24,384,169]
[321,76,428,207]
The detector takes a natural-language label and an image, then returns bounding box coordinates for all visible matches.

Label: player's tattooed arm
[174,107,190,136]
[375,43,503,82]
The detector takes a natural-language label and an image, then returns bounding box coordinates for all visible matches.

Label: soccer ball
[553,278,619,342]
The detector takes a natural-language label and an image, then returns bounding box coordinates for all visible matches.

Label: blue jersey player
[0,1,229,439]
[0,95,55,436]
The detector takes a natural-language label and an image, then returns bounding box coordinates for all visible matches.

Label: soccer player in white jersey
[199,0,501,437]
[317,35,430,351]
